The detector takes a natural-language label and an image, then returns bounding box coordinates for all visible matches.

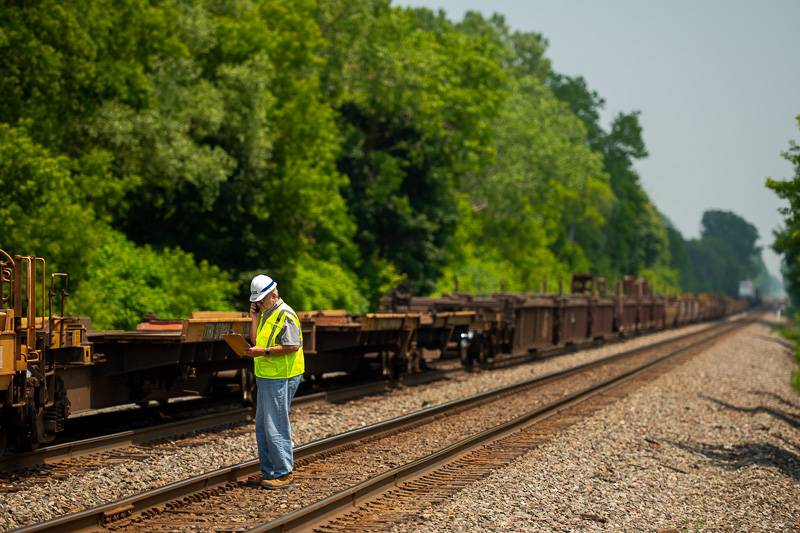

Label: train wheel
[241,369,256,406]
[381,351,403,383]
[406,349,421,374]
[22,408,54,450]
[0,424,8,456]
[25,377,69,450]
[392,352,405,382]
[459,344,471,370]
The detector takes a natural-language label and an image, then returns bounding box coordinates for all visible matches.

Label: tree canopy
[767,116,800,309]
[680,210,769,297]
[0,1,769,329]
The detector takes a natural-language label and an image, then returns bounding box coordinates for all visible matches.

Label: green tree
[767,115,800,309]
[1,0,366,313]
[433,14,612,293]
[3,0,759,331]
[87,1,364,310]
[682,210,766,296]
[319,4,507,297]
[0,123,104,277]
[0,123,238,329]
[71,232,237,330]
[665,220,691,292]
[441,74,611,292]
[549,75,675,287]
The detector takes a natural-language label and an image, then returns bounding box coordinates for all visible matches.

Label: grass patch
[775,320,800,394]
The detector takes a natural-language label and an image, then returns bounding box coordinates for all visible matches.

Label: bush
[777,318,800,394]
[291,257,368,313]
[72,232,237,330]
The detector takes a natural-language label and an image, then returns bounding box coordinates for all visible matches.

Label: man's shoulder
[279,301,299,319]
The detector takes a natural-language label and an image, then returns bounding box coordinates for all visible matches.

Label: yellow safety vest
[254,301,304,379]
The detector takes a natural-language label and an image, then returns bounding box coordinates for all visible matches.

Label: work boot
[260,472,293,490]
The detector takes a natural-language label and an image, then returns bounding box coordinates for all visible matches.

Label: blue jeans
[255,374,302,480]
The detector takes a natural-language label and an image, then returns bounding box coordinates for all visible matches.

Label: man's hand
[249,303,259,318]
[246,346,267,358]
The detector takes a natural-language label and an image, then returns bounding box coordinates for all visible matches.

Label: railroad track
[15,316,750,533]
[0,380,395,474]
[0,407,254,474]
[0,320,711,474]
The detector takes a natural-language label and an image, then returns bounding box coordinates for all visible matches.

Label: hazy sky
[399,0,799,276]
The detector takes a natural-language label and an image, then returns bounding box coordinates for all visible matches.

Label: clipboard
[223,334,252,357]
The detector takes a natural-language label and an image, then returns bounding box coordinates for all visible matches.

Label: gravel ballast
[390,317,799,532]
[0,321,717,530]
[111,326,704,531]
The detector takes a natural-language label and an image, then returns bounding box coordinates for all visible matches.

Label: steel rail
[13,317,746,533]
[252,318,750,532]
[0,386,366,472]
[0,407,255,472]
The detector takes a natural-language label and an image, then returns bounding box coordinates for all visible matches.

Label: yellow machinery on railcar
[0,249,94,452]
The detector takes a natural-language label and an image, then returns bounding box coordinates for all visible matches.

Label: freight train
[0,249,750,452]
[379,273,750,369]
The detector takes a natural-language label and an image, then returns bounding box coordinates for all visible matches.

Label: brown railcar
[300,311,420,379]
[591,296,616,339]
[665,298,680,327]
[498,295,556,356]
[377,294,476,361]
[555,296,592,346]
[570,274,615,340]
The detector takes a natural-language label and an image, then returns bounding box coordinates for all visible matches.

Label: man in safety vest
[246,274,304,490]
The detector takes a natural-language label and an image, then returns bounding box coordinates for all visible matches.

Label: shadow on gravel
[773,433,800,454]
[753,334,794,352]
[672,441,800,481]
[758,317,785,328]
[748,390,800,411]
[701,395,800,430]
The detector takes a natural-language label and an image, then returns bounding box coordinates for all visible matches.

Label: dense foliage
[549,75,675,290]
[767,116,800,310]
[766,116,800,390]
[0,1,772,329]
[680,210,770,296]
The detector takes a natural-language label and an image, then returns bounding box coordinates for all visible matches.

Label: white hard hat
[250,274,277,302]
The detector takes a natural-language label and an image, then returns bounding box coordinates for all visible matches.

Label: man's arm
[247,344,299,357]
[251,344,299,356]
[247,319,301,357]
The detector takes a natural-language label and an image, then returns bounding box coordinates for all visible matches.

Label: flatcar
[0,246,436,451]
[298,310,420,381]
[0,249,260,451]
[1,250,94,451]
